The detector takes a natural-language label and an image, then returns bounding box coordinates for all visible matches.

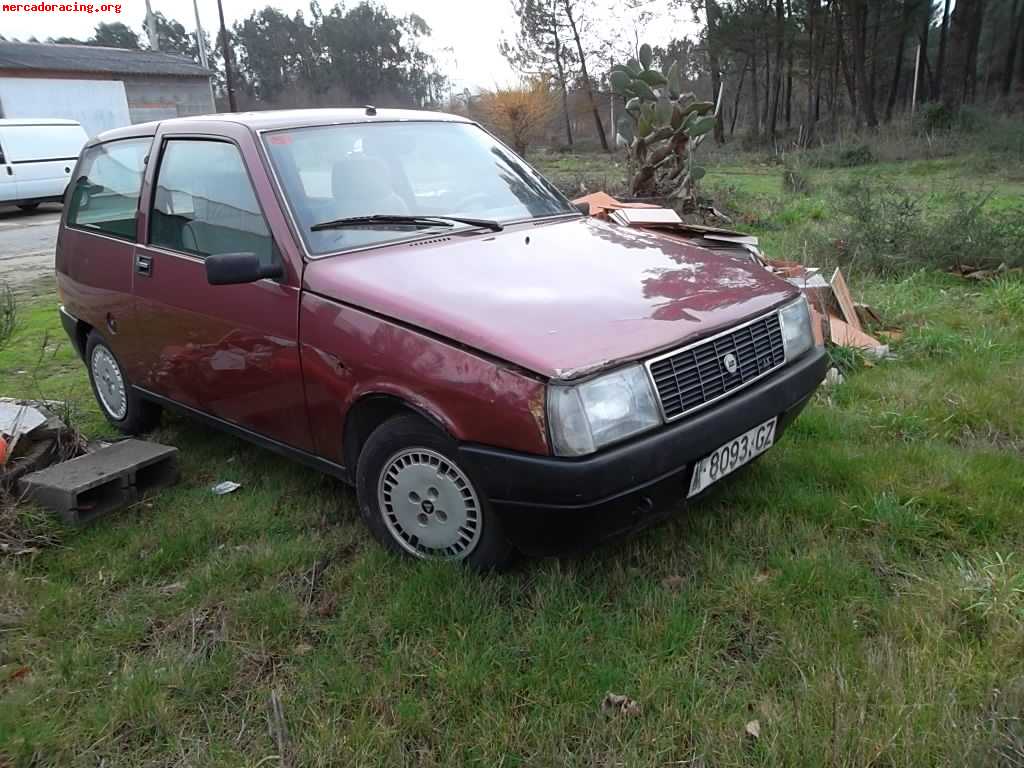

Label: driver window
[150,139,275,266]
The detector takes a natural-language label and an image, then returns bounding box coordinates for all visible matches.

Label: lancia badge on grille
[722,352,738,374]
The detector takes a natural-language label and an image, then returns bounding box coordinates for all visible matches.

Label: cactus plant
[611,43,715,207]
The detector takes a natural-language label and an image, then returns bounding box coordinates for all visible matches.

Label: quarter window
[67,138,150,241]
[150,139,275,265]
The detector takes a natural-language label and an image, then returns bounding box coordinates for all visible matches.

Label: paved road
[0,203,62,290]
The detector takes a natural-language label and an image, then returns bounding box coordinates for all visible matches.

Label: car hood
[302,217,797,380]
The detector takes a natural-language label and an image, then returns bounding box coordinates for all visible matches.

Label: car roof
[93,108,471,143]
[0,118,82,127]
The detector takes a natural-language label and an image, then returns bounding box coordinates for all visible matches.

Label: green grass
[2,272,1022,766]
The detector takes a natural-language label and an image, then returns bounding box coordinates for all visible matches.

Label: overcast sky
[1,0,701,91]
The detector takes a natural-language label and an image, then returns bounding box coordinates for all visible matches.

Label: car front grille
[646,312,786,421]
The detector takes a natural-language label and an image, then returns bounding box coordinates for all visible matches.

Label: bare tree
[558,0,610,150]
[501,0,576,146]
[1004,0,1024,96]
[705,0,726,143]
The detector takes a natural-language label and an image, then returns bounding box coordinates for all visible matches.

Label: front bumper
[458,347,827,547]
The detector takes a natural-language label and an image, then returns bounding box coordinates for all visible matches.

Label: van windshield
[262,121,576,256]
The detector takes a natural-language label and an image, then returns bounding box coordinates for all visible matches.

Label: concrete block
[19,439,179,524]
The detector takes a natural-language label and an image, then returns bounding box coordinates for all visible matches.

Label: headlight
[779,296,814,361]
[548,364,662,457]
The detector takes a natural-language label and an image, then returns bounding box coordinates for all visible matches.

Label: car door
[0,133,18,203]
[58,136,151,365]
[131,129,313,452]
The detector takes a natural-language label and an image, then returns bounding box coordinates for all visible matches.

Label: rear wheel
[355,414,516,570]
[85,331,161,434]
[17,203,40,212]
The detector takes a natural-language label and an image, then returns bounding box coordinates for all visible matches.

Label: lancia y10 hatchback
[56,108,827,569]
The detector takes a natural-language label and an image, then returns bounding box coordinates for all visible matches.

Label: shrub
[705,182,781,228]
[981,275,1024,321]
[801,142,875,168]
[817,180,1024,275]
[914,103,983,135]
[782,167,811,195]
[837,143,874,167]
[476,80,556,157]
[915,102,957,133]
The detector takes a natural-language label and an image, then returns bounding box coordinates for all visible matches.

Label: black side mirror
[206,252,283,285]
[574,201,591,216]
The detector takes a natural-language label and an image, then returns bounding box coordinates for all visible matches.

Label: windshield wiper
[310,214,503,232]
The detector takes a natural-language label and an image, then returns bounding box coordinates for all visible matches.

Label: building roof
[95,108,469,141]
[0,41,211,78]
[0,118,80,126]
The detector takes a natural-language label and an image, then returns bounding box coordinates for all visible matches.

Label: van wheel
[17,203,40,212]
[355,414,516,571]
[85,332,161,434]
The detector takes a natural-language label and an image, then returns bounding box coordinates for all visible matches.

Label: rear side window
[67,138,150,241]
[149,139,275,265]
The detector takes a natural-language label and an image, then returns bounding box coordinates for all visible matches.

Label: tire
[355,413,516,571]
[85,331,161,434]
[17,203,40,212]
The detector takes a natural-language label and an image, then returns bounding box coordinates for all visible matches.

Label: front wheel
[85,332,161,434]
[355,414,516,570]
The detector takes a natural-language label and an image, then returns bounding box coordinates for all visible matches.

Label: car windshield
[262,120,576,256]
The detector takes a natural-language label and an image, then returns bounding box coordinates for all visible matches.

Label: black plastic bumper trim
[458,346,828,511]
[58,305,84,359]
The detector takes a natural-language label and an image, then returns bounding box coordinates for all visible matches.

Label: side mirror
[205,252,283,285]
[574,201,591,216]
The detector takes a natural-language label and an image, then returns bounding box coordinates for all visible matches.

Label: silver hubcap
[377,448,482,560]
[91,345,127,420]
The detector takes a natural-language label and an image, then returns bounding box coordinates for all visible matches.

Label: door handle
[4,166,11,176]
[135,253,152,276]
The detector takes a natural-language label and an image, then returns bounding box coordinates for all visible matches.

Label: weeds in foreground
[808,180,1024,275]
[0,283,15,351]
[982,274,1024,321]
[954,552,1024,631]
[0,496,62,556]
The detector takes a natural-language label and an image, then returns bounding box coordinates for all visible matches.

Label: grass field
[2,152,1024,765]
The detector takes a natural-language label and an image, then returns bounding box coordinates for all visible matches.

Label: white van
[0,119,89,211]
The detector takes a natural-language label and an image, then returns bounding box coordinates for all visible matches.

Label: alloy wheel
[377,447,483,559]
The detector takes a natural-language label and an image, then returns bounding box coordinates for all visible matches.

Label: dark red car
[56,108,826,568]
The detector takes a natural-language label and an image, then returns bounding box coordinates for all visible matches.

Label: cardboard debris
[829,268,862,332]
[609,207,682,226]
[572,191,659,217]
[1,399,86,488]
[854,302,883,327]
[572,192,896,356]
[0,403,47,439]
[809,307,828,347]
[769,264,888,356]
[574,193,767,265]
[829,316,882,349]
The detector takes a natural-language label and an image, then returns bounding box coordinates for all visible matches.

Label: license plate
[687,417,777,497]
